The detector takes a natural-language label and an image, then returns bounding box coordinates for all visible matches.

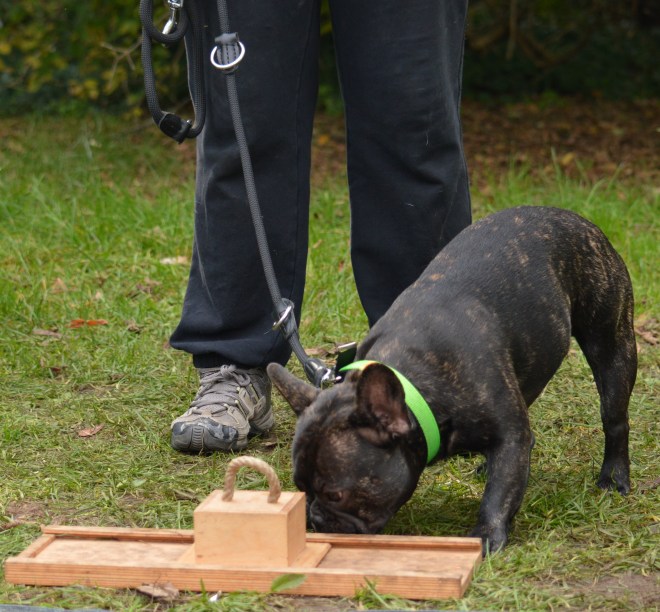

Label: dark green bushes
[0,0,657,114]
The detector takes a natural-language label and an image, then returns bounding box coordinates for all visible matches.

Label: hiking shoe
[171,365,273,453]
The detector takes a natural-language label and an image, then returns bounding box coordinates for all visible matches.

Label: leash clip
[163,0,184,35]
[271,299,336,388]
[211,33,246,72]
[305,359,336,388]
[302,343,356,388]
[333,342,358,383]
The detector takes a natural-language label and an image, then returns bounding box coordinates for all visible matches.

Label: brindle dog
[268,206,637,553]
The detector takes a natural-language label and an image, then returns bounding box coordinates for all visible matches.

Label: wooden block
[193,489,307,567]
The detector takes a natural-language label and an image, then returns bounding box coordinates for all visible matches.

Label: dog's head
[267,362,424,534]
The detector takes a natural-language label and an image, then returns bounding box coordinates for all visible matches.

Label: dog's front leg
[470,424,534,554]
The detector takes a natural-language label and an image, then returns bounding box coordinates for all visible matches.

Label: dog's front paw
[470,524,508,556]
[597,460,630,495]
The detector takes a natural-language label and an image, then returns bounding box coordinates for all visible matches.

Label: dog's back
[364,206,635,403]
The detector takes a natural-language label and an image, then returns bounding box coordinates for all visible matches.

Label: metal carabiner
[163,0,184,35]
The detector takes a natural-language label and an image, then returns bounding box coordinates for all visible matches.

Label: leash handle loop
[140,0,205,142]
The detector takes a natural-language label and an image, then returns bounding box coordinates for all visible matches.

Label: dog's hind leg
[574,297,636,495]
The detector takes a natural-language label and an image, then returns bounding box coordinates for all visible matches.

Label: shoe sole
[171,421,273,454]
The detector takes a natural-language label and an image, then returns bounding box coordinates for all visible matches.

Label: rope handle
[221,457,281,503]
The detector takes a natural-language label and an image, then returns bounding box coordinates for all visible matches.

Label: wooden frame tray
[5,525,482,600]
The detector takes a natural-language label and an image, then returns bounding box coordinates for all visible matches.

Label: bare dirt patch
[311,99,660,189]
[4,500,50,524]
[572,572,660,609]
[3,499,101,527]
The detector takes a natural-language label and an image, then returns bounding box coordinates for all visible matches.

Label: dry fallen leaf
[159,256,189,265]
[634,313,659,346]
[32,328,62,339]
[306,346,330,357]
[126,320,142,333]
[127,279,162,299]
[133,278,161,295]
[173,489,200,502]
[636,329,658,346]
[136,582,179,600]
[637,478,660,493]
[40,358,67,377]
[69,319,108,328]
[559,152,576,167]
[78,424,104,438]
[50,278,68,293]
[0,521,22,532]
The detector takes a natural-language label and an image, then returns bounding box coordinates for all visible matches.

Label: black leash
[140,0,205,142]
[140,0,346,386]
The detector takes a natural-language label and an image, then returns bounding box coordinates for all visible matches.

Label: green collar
[340,360,440,464]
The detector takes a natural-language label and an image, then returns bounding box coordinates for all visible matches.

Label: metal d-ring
[210,41,246,71]
[272,303,293,331]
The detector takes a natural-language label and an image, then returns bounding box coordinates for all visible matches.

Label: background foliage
[1,0,658,114]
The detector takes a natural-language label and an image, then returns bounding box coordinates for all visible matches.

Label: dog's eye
[325,491,343,503]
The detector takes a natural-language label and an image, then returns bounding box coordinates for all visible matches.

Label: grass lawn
[0,108,658,611]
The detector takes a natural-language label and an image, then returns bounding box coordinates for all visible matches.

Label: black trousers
[170,0,472,369]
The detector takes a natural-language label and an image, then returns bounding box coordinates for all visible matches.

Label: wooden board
[5,525,482,600]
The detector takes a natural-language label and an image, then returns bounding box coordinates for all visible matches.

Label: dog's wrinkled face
[267,363,422,534]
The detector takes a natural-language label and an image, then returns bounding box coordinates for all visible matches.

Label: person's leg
[170,0,320,369]
[170,0,320,452]
[330,0,471,325]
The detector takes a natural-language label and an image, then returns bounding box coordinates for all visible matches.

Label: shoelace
[189,365,252,414]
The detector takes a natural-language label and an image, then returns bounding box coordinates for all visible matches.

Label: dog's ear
[355,363,411,445]
[267,363,320,415]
